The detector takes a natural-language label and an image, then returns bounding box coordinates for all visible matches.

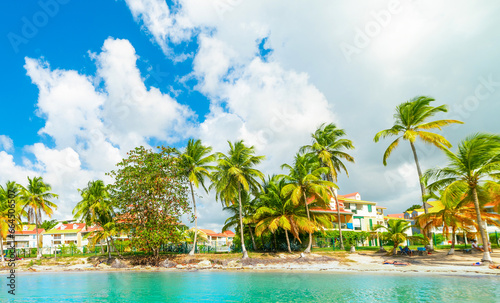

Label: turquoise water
[2,271,499,302]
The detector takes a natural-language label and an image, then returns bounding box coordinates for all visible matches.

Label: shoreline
[6,251,500,278]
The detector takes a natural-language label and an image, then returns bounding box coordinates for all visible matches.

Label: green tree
[301,123,355,250]
[280,153,335,253]
[405,204,423,213]
[211,140,265,259]
[73,180,116,258]
[84,221,121,258]
[21,176,58,259]
[0,181,25,265]
[373,96,463,217]
[254,176,314,253]
[108,146,190,264]
[424,133,500,262]
[40,219,58,231]
[374,219,419,255]
[174,139,216,255]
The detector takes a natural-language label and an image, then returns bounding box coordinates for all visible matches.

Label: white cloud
[0,135,13,152]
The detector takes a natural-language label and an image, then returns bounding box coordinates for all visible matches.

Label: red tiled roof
[15,228,45,235]
[309,207,353,214]
[199,229,235,238]
[387,213,404,219]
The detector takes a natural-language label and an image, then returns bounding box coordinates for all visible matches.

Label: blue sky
[1,0,500,231]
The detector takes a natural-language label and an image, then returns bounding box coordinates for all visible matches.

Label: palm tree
[84,221,120,259]
[74,180,113,226]
[0,181,25,265]
[374,219,418,255]
[301,123,355,250]
[280,153,336,253]
[415,193,479,255]
[211,140,265,259]
[424,133,500,262]
[183,228,208,244]
[74,180,116,258]
[254,177,310,253]
[21,176,58,259]
[175,139,216,255]
[221,195,258,251]
[373,96,463,218]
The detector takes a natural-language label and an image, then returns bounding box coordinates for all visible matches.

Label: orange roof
[387,213,405,219]
[199,229,234,238]
[15,225,45,235]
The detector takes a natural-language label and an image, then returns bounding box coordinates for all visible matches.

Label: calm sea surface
[3,271,499,302]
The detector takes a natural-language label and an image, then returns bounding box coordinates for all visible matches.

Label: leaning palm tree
[374,219,418,255]
[301,123,355,250]
[0,181,25,265]
[424,133,500,262]
[280,153,336,253]
[174,139,216,255]
[374,96,463,217]
[21,177,58,259]
[210,140,265,259]
[84,221,120,259]
[221,194,258,251]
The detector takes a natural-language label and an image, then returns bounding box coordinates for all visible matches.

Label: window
[54,241,61,245]
[368,205,372,212]
[33,235,36,239]
[54,235,61,239]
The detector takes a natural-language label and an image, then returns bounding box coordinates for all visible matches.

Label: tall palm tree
[280,153,335,253]
[210,140,265,259]
[21,176,58,259]
[84,221,120,259]
[373,96,463,216]
[374,219,418,255]
[424,133,500,262]
[174,139,216,255]
[74,180,115,257]
[0,181,25,265]
[221,192,258,251]
[301,123,355,250]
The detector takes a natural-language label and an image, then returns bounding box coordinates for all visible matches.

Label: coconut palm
[74,180,117,257]
[301,123,355,250]
[0,181,25,265]
[84,221,120,259]
[424,133,500,262]
[74,180,114,226]
[174,139,216,255]
[254,177,309,253]
[183,228,208,244]
[211,140,265,259]
[415,193,479,255]
[374,96,463,218]
[280,153,336,253]
[222,194,259,251]
[21,176,58,259]
[373,219,418,255]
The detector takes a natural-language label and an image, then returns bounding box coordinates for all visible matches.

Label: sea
[2,271,499,302]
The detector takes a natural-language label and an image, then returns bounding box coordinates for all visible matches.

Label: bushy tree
[108,146,190,264]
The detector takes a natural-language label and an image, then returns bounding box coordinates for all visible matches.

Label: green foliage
[40,219,58,231]
[320,230,370,248]
[405,204,422,212]
[108,146,190,260]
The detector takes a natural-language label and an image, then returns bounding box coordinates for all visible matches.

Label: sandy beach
[6,250,500,277]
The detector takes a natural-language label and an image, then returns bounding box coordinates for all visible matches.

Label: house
[13,224,45,248]
[386,213,405,219]
[42,223,103,251]
[309,191,382,232]
[198,229,235,246]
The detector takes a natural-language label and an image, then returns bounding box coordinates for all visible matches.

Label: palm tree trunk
[35,214,41,259]
[472,187,492,262]
[188,181,197,256]
[448,227,456,255]
[284,230,292,253]
[378,233,386,252]
[409,141,433,250]
[238,185,249,259]
[248,225,257,251]
[106,237,111,259]
[303,192,312,253]
[392,244,398,255]
[333,191,344,250]
[110,237,122,258]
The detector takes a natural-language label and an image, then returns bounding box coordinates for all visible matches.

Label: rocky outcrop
[196,260,212,269]
[111,259,129,269]
[160,259,177,268]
